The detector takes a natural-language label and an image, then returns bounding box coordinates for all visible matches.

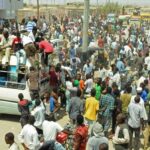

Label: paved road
[0,114,147,150]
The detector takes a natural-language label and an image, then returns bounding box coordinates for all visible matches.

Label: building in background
[0,0,23,19]
[23,0,150,6]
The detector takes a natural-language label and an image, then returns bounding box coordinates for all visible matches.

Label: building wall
[0,0,23,19]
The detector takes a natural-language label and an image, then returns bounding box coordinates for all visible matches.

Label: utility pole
[37,0,40,27]
[82,0,90,52]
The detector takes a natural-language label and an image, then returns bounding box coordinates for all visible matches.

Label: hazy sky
[24,0,150,6]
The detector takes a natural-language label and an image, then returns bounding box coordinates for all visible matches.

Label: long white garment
[31,106,45,129]
[9,142,20,150]
[18,124,40,150]
[130,96,148,121]
[42,120,63,141]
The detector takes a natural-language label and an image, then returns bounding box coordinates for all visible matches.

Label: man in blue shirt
[116,58,125,73]
[50,96,55,113]
[139,84,148,102]
[69,44,76,59]
[83,60,93,76]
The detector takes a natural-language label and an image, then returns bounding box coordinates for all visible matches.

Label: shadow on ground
[0,114,20,122]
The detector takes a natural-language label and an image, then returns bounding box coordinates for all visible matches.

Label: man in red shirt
[98,35,104,49]
[18,93,31,127]
[39,38,54,65]
[12,32,26,67]
[73,115,88,150]
[12,32,22,52]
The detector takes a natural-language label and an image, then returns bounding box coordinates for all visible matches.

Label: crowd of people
[1,13,150,150]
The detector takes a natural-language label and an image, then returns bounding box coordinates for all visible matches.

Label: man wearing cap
[130,87,148,120]
[87,122,108,150]
[128,93,147,150]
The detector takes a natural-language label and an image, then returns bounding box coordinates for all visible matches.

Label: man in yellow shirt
[120,86,132,114]
[84,88,99,135]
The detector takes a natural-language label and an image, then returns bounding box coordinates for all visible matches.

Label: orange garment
[73,124,88,150]
[79,80,85,91]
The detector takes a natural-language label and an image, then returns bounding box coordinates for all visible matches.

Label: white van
[0,70,49,115]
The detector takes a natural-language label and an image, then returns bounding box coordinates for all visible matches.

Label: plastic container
[0,77,6,86]
[9,66,17,81]
[2,56,7,65]
[9,54,17,66]
[56,132,68,144]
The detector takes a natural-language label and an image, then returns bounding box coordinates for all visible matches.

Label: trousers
[143,124,150,149]
[128,125,141,150]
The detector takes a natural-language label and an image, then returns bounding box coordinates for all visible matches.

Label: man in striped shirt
[100,87,115,137]
[26,18,36,33]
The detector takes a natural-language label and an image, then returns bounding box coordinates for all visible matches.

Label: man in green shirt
[95,78,102,100]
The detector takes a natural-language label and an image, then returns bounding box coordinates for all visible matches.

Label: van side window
[0,70,26,90]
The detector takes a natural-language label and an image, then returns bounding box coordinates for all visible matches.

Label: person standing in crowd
[120,85,132,114]
[69,89,84,124]
[83,60,93,76]
[26,18,36,33]
[69,44,76,59]
[38,38,54,65]
[59,47,66,62]
[98,35,104,49]
[31,99,45,135]
[73,115,88,150]
[0,30,13,63]
[26,66,39,100]
[18,93,31,127]
[140,82,148,102]
[110,68,121,90]
[98,64,107,81]
[113,113,129,150]
[134,52,144,74]
[116,58,125,73]
[144,53,150,71]
[70,55,81,77]
[18,115,40,150]
[95,78,102,101]
[130,87,148,120]
[84,88,99,134]
[87,122,108,150]
[79,74,85,92]
[143,102,150,150]
[42,113,64,141]
[49,65,58,90]
[12,32,26,68]
[5,132,20,150]
[49,88,60,119]
[84,74,93,94]
[100,87,115,137]
[28,26,37,43]
[128,95,145,150]
[112,89,122,135]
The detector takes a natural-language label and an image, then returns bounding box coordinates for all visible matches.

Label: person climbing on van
[26,66,39,100]
[18,93,31,127]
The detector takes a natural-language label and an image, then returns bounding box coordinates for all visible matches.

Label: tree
[37,0,40,26]
[99,2,121,16]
